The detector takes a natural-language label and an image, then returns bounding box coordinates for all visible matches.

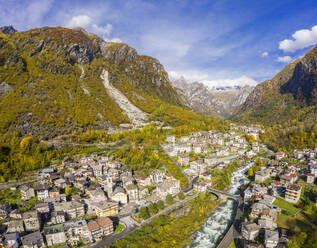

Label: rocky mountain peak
[0,25,17,34]
[171,77,254,116]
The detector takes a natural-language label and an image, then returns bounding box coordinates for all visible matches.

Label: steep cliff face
[172,77,253,117]
[235,46,317,124]
[0,26,183,138]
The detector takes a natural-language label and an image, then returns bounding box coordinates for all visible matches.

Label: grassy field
[277,212,317,233]
[273,198,300,216]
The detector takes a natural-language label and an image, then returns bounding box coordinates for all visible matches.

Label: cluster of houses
[241,147,317,248]
[0,153,181,248]
[163,129,255,178]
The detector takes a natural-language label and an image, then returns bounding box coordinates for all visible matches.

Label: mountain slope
[0,26,184,138]
[172,77,253,117]
[235,45,317,125]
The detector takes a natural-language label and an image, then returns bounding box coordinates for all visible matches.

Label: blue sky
[1,0,317,87]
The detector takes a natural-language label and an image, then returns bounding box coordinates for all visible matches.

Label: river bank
[189,162,253,248]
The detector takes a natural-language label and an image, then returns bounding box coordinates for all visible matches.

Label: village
[240,146,317,248]
[0,123,316,248]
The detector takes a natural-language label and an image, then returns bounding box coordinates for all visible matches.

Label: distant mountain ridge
[171,76,254,117]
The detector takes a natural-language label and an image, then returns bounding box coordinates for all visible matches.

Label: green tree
[157,200,165,210]
[139,206,150,220]
[178,192,185,200]
[247,168,254,177]
[166,194,174,205]
[148,202,158,216]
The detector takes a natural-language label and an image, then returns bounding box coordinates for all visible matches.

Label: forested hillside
[235,46,317,151]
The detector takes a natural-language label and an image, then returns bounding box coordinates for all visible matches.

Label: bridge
[207,187,241,201]
[206,187,245,248]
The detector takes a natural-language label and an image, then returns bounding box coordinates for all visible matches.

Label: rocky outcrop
[0,82,13,98]
[280,46,317,105]
[0,26,17,34]
[100,69,148,126]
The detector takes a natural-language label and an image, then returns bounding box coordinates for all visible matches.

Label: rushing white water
[190,162,253,248]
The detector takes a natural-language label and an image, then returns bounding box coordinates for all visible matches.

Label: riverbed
[189,162,253,248]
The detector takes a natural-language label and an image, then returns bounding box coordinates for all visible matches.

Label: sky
[1,0,317,87]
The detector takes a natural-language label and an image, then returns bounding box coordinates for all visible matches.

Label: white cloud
[169,70,209,82]
[169,71,257,88]
[261,51,269,57]
[67,15,92,28]
[276,56,292,63]
[91,23,112,36]
[66,15,114,38]
[279,25,317,52]
[104,37,123,43]
[202,75,257,88]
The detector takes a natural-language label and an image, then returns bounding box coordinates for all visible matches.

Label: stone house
[150,169,165,184]
[21,231,45,248]
[48,188,60,198]
[193,181,208,192]
[20,185,35,200]
[111,186,128,204]
[250,203,269,218]
[193,143,202,154]
[135,176,151,187]
[64,219,92,245]
[48,211,65,225]
[255,169,270,183]
[54,201,85,220]
[275,152,285,160]
[258,218,277,230]
[35,203,50,221]
[6,219,25,233]
[241,222,260,240]
[0,203,12,219]
[74,180,87,191]
[138,185,149,199]
[175,144,192,153]
[36,184,50,200]
[9,209,23,220]
[125,184,139,202]
[44,224,67,246]
[265,229,279,248]
[87,217,113,241]
[279,174,294,185]
[23,211,40,232]
[306,173,315,184]
[166,135,176,143]
[91,164,104,177]
[156,178,180,198]
[92,201,118,217]
[53,178,67,189]
[86,188,107,201]
[178,154,190,166]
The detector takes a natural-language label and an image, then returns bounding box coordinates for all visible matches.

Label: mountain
[234,45,317,125]
[171,77,253,117]
[0,26,186,139]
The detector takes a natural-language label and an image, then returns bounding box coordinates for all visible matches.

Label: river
[189,162,254,248]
